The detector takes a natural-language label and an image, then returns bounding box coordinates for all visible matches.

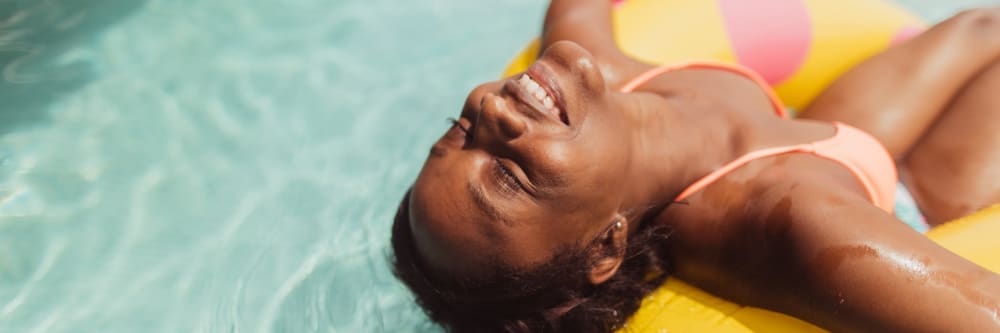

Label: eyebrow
[467,181,514,227]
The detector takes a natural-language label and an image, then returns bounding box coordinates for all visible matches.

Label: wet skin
[407,1,1000,332]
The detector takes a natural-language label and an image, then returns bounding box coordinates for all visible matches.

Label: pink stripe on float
[890,25,925,46]
[718,0,812,85]
[612,0,625,7]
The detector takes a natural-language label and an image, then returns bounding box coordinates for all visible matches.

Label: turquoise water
[0,0,992,332]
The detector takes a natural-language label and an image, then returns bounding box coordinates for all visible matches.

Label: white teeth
[527,80,540,91]
[533,89,546,100]
[518,73,561,117]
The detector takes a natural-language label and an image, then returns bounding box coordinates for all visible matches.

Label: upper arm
[541,0,618,59]
[800,8,1000,158]
[540,0,652,88]
[775,183,1000,332]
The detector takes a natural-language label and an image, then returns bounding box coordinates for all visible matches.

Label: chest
[653,153,869,267]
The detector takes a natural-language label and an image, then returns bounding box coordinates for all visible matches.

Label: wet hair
[390,192,673,332]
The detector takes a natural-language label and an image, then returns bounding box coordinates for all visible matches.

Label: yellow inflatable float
[504,0,926,111]
[502,0,1000,332]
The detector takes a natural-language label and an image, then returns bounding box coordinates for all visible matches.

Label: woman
[392,1,1000,332]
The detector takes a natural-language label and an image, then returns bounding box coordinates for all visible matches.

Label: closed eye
[448,117,473,145]
[493,158,526,195]
[447,117,471,140]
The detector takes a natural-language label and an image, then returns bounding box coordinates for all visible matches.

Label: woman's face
[409,41,636,280]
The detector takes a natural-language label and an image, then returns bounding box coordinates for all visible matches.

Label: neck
[613,91,748,230]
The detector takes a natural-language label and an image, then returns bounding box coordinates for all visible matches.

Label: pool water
[0,0,992,332]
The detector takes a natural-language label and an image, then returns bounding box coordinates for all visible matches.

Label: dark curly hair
[390,191,674,332]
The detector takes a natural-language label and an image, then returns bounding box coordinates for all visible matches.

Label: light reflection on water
[0,0,990,331]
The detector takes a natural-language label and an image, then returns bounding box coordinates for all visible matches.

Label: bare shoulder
[660,160,1000,333]
[747,165,1000,332]
[662,157,873,246]
[540,0,654,88]
[656,165,894,308]
[748,165,887,234]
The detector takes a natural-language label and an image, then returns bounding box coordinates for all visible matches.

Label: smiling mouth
[511,70,569,125]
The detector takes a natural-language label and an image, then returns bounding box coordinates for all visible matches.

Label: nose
[480,91,527,140]
[465,81,528,142]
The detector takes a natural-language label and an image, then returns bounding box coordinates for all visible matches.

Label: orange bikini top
[620,61,897,213]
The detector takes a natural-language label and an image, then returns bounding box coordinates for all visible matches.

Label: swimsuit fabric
[621,61,899,214]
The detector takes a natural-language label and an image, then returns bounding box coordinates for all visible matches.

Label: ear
[587,217,629,285]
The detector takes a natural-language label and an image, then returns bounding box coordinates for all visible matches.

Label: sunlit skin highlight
[396,2,1000,332]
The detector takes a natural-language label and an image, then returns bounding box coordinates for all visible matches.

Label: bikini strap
[674,144,813,202]
[620,61,787,118]
[674,123,883,205]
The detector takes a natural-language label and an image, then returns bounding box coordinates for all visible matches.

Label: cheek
[524,142,574,189]
[579,114,631,159]
[529,119,630,187]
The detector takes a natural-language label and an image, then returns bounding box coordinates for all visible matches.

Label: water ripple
[0,0,987,332]
[0,237,64,319]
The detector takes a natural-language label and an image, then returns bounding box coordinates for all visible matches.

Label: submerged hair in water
[390,191,674,332]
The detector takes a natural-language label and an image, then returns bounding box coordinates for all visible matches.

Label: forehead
[408,168,509,277]
[408,162,564,277]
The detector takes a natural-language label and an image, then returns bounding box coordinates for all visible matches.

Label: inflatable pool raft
[502,1,1000,331]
